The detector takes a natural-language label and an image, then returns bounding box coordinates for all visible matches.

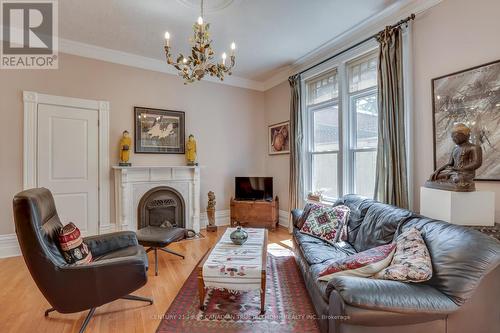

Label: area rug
[156,249,320,333]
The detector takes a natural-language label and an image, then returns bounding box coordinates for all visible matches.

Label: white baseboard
[199,209,231,229]
[0,234,21,258]
[279,210,290,229]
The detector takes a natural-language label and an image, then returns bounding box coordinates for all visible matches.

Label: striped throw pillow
[58,222,92,265]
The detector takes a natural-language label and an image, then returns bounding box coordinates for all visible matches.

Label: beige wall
[264,81,291,212]
[412,0,500,221]
[0,53,266,235]
[264,0,500,221]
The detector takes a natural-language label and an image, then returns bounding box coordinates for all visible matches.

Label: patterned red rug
[156,248,320,333]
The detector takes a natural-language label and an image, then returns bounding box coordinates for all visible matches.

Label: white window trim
[301,39,379,202]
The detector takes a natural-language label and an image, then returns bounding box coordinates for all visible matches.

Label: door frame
[23,91,111,234]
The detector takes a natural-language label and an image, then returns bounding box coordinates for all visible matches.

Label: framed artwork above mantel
[432,59,500,181]
[134,107,185,154]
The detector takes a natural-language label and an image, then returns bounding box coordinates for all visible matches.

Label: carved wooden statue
[206,191,217,232]
[425,123,482,192]
[119,130,132,166]
[186,134,197,166]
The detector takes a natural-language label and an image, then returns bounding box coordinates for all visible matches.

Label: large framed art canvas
[432,60,500,180]
[134,107,185,154]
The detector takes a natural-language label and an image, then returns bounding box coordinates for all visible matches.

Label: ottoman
[136,226,186,276]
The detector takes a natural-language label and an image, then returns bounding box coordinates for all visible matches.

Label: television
[235,177,273,201]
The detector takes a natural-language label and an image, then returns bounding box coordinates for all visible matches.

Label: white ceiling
[59,0,402,83]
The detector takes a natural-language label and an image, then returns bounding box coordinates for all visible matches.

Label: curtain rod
[296,13,415,77]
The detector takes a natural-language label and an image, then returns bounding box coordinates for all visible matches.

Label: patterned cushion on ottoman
[300,205,350,245]
[373,228,432,282]
[317,243,396,281]
[58,222,93,265]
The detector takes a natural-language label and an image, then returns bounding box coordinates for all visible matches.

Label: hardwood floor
[0,227,292,333]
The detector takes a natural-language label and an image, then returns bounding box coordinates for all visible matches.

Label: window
[305,51,378,201]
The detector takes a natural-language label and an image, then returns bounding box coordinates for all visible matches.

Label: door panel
[37,104,99,235]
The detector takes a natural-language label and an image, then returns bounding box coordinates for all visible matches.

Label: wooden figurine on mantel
[206,191,217,232]
[186,134,197,166]
[119,130,132,166]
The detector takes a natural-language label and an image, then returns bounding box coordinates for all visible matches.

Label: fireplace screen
[137,186,185,229]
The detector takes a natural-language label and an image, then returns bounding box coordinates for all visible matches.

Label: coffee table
[197,228,268,314]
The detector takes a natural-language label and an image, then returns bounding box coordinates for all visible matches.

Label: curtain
[288,74,303,232]
[374,26,409,208]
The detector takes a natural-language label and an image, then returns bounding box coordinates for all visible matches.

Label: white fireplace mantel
[113,165,201,233]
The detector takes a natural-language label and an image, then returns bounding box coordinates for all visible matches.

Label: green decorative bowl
[230,226,248,245]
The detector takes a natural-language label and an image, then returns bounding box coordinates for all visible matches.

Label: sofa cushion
[400,217,500,305]
[300,240,357,265]
[353,202,414,252]
[333,195,376,244]
[318,243,396,281]
[296,203,321,229]
[326,276,459,313]
[300,205,350,245]
[374,228,432,282]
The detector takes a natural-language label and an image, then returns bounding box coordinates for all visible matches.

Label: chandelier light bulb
[197,16,203,25]
[165,32,170,47]
[222,52,227,66]
[183,57,188,64]
[231,42,236,50]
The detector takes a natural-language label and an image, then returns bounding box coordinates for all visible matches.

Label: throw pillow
[373,228,432,282]
[318,243,396,281]
[296,203,321,229]
[334,205,351,242]
[58,222,93,265]
[300,205,350,245]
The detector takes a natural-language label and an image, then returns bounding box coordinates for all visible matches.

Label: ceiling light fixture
[164,0,236,84]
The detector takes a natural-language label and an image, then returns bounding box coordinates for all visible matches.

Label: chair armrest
[291,209,304,228]
[326,276,459,314]
[84,231,138,257]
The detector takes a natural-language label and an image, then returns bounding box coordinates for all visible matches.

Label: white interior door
[37,104,99,235]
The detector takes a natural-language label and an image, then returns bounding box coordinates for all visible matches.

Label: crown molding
[59,38,265,91]
[261,0,444,91]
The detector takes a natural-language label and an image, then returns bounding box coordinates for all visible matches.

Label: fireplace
[137,186,185,229]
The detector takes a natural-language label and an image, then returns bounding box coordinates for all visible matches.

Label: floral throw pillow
[318,243,396,281]
[300,205,350,245]
[373,228,432,282]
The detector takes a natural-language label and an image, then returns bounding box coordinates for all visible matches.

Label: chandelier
[163,0,236,84]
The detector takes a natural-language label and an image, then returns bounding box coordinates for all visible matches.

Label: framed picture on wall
[269,121,290,155]
[432,59,500,180]
[134,107,185,154]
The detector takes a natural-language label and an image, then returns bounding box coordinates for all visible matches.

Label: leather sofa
[291,195,500,333]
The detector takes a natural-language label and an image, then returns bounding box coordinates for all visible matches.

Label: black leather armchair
[13,188,153,333]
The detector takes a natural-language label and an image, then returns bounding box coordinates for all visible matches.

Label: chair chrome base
[146,247,185,276]
[44,294,153,333]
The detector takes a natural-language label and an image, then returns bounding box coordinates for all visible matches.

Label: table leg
[198,270,205,310]
[260,271,266,315]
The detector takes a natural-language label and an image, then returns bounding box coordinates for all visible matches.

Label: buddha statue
[119,130,132,166]
[186,134,197,166]
[425,123,482,192]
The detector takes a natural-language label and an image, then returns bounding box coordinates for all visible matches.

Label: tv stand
[230,197,279,230]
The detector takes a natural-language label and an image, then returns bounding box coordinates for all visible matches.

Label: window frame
[302,45,378,203]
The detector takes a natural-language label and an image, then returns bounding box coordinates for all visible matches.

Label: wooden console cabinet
[230,197,279,230]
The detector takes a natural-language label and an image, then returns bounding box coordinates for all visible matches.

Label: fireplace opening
[137,186,185,229]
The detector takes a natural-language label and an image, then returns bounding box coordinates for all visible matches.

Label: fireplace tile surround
[113,166,201,233]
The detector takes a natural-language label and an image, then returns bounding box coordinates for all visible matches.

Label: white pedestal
[420,187,495,226]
